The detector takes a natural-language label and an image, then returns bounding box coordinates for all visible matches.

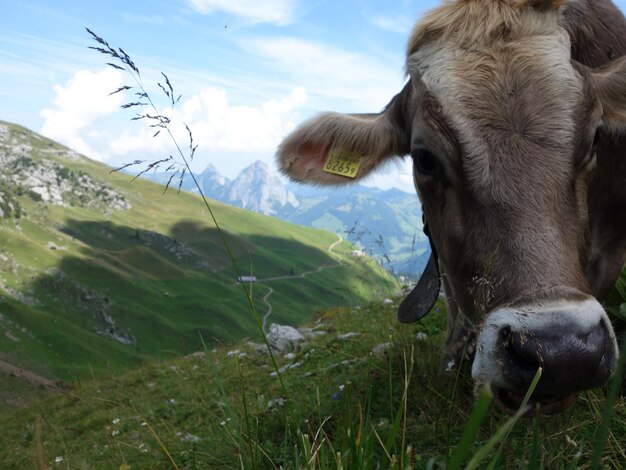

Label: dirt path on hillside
[258,235,343,332]
[0,359,62,393]
[327,235,343,254]
[261,287,274,332]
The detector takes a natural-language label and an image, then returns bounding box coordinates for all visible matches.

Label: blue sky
[2,0,626,192]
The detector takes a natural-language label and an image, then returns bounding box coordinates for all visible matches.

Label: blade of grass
[465,367,543,470]
[566,451,582,470]
[384,347,414,452]
[447,387,493,470]
[528,415,541,469]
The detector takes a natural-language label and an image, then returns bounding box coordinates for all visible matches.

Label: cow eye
[579,127,602,171]
[591,127,602,155]
[412,148,441,177]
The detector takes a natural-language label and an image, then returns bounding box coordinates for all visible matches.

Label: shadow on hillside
[57,218,251,270]
[21,217,358,374]
[53,218,341,276]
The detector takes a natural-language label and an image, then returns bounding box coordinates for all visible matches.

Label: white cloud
[108,86,308,175]
[186,0,295,25]
[40,68,123,161]
[243,37,406,112]
[361,159,416,194]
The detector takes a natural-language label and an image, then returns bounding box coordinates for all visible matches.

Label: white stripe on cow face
[407,29,583,204]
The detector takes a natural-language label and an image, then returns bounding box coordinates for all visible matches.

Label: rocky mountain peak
[190,163,230,195]
[225,160,299,216]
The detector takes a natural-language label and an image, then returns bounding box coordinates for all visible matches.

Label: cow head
[277,0,626,414]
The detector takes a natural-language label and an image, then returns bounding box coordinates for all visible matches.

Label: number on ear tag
[323,149,363,179]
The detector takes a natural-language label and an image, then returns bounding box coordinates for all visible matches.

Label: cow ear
[398,252,441,323]
[277,81,412,185]
[592,57,626,131]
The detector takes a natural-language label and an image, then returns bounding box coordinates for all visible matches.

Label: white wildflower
[182,433,201,443]
[268,397,286,409]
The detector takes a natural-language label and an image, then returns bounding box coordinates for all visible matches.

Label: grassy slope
[0,121,396,407]
[2,120,624,468]
[0,296,624,469]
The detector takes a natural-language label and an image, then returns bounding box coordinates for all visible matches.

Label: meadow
[1,294,625,468]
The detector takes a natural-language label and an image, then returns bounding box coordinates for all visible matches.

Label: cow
[276,0,626,415]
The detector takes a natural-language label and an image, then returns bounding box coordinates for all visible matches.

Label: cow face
[277,0,626,414]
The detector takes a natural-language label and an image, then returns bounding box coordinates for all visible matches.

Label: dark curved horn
[397,252,441,323]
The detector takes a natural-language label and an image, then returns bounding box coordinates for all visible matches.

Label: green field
[0,295,624,468]
[0,121,397,409]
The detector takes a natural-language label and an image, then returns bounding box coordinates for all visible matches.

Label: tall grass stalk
[86,28,298,423]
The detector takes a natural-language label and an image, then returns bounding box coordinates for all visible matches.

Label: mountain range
[145,161,431,276]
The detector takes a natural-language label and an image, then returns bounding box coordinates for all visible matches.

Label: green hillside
[0,121,397,409]
[0,296,624,468]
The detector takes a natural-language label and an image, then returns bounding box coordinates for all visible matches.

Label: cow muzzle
[471,299,618,415]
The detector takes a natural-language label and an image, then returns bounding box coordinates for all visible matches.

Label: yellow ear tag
[323,149,363,179]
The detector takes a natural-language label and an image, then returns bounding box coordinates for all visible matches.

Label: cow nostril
[499,327,542,373]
